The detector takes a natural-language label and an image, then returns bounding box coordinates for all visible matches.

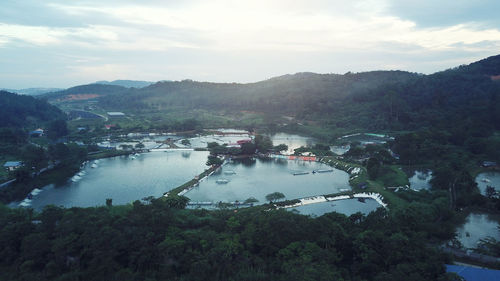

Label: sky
[1,0,500,88]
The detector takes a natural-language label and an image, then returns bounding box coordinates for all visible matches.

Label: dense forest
[0,193,457,281]
[0,91,66,128]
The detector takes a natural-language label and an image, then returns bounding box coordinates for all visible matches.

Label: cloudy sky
[1,0,500,88]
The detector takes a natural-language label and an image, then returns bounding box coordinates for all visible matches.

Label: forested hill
[43,84,128,100]
[348,54,500,131]
[0,91,66,128]
[97,70,417,115]
[94,80,153,88]
[45,54,500,132]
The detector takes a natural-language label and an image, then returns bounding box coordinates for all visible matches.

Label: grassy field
[321,156,409,209]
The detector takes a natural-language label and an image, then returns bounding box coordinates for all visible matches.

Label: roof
[446,264,500,281]
[3,161,22,167]
[107,112,125,116]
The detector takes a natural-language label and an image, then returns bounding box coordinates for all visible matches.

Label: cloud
[386,0,500,28]
[1,0,500,88]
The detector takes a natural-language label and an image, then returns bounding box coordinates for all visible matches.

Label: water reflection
[186,157,350,203]
[408,170,433,191]
[455,212,500,249]
[290,199,381,217]
[24,151,209,210]
[475,172,500,195]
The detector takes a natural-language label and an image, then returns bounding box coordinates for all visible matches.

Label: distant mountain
[0,91,66,128]
[43,84,129,100]
[94,80,154,88]
[0,87,63,96]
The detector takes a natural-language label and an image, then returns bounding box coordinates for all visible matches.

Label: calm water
[408,170,433,191]
[455,212,500,249]
[269,133,316,154]
[181,134,251,148]
[185,157,350,203]
[290,198,381,217]
[475,172,500,195]
[25,151,209,209]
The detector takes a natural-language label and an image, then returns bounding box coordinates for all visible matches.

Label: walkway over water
[187,201,254,208]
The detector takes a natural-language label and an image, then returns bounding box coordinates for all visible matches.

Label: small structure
[29,128,44,137]
[104,124,116,130]
[107,112,125,117]
[482,161,497,168]
[237,139,252,145]
[3,161,23,171]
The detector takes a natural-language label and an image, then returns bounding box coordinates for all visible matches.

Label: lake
[408,170,433,191]
[475,172,500,195]
[185,157,350,204]
[269,133,316,154]
[289,198,382,217]
[455,212,500,249]
[23,151,209,210]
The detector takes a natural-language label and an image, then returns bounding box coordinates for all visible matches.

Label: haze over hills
[0,87,63,96]
[94,80,154,88]
[43,54,500,134]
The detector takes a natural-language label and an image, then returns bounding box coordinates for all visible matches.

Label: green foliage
[0,198,454,280]
[366,157,381,180]
[0,91,66,128]
[47,119,68,140]
[265,192,286,203]
[240,142,256,155]
[206,155,223,166]
[254,134,273,152]
[274,143,288,152]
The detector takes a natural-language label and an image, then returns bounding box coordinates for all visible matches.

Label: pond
[22,151,209,210]
[268,133,316,154]
[455,212,500,249]
[408,170,433,191]
[289,198,382,217]
[337,133,393,145]
[330,145,350,155]
[185,157,350,204]
[475,172,500,196]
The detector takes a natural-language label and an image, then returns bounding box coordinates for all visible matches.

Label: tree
[164,195,190,209]
[366,157,381,180]
[47,119,68,140]
[266,192,285,203]
[134,143,145,149]
[274,144,288,153]
[106,198,113,207]
[244,197,259,204]
[206,155,223,166]
[240,142,256,155]
[486,186,497,198]
[254,135,273,152]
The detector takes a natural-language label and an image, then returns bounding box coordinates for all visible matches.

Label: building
[29,128,44,137]
[3,161,23,171]
[482,161,497,167]
[107,112,125,117]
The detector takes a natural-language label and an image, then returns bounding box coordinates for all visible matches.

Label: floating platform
[314,169,333,173]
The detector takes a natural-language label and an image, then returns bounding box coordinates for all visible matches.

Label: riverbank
[319,156,407,209]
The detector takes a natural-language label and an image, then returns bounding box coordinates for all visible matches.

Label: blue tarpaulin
[446,264,500,281]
